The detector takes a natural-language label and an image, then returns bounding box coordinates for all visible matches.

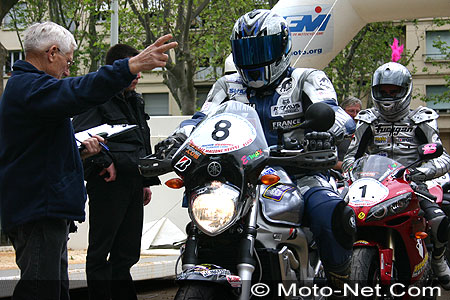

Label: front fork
[179,193,259,300]
[237,193,259,300]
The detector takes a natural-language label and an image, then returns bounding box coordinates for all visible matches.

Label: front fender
[176,264,242,288]
[353,242,393,285]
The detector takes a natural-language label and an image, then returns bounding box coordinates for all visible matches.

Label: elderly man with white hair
[0,21,177,300]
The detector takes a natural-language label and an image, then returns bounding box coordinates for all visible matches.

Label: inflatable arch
[272,0,450,69]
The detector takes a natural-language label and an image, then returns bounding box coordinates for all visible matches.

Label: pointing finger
[156,41,178,54]
[153,34,174,47]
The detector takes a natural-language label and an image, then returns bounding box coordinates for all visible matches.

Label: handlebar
[138,146,338,178]
[268,147,337,170]
[138,155,173,177]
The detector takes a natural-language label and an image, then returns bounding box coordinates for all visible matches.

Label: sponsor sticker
[374,124,415,136]
[271,102,302,117]
[174,156,192,172]
[270,117,302,130]
[263,183,295,202]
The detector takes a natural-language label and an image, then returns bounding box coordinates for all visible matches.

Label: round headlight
[372,206,387,219]
[190,181,240,235]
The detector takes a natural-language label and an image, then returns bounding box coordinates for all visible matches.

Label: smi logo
[285,6,331,33]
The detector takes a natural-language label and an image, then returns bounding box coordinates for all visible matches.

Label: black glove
[154,132,187,158]
[408,167,428,182]
[304,132,334,151]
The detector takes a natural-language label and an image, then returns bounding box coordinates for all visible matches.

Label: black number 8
[212,120,231,141]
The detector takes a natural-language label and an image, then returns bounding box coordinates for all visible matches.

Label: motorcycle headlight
[366,192,412,222]
[189,181,241,236]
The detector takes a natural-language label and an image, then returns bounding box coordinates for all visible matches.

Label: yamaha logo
[207,161,222,177]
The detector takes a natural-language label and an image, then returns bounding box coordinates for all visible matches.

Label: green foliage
[191,0,270,78]
[5,0,110,74]
[4,0,274,113]
[324,22,407,106]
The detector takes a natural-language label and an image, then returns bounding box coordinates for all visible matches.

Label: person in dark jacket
[0,21,177,300]
[72,44,160,300]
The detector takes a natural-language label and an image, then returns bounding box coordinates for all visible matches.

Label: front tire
[350,247,384,300]
[174,282,234,300]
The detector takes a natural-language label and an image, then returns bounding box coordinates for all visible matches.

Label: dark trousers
[7,218,70,300]
[85,176,143,300]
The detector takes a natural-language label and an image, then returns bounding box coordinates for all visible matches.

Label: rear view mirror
[300,102,335,132]
[418,143,443,160]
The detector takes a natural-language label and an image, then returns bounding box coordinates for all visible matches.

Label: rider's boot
[420,194,450,290]
[431,246,450,290]
[325,259,351,299]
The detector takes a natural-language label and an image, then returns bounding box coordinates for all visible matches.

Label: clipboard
[75,124,137,147]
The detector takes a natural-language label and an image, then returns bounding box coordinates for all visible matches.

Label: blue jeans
[7,218,70,300]
[303,186,352,268]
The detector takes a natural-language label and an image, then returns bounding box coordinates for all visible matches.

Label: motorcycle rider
[343,62,450,289]
[156,9,356,295]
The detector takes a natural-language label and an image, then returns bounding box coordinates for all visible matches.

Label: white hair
[23,22,77,55]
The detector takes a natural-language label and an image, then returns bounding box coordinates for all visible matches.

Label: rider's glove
[304,132,334,151]
[154,132,187,158]
[408,167,428,182]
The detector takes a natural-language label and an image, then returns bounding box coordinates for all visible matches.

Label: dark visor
[372,85,407,101]
[231,33,284,68]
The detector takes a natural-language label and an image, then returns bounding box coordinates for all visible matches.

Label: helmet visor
[372,84,407,101]
[231,33,285,68]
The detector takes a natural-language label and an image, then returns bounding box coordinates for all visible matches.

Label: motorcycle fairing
[379,248,394,285]
[172,101,269,189]
[258,166,304,226]
[348,178,389,207]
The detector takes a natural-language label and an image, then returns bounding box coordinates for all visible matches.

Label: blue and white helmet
[230,9,292,89]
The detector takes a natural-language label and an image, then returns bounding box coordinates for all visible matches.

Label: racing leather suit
[343,106,450,178]
[343,106,450,253]
[176,67,356,273]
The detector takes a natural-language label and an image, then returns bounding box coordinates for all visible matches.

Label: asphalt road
[1,279,449,299]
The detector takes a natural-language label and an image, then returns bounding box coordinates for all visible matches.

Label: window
[3,51,24,76]
[196,86,212,109]
[96,2,109,23]
[426,85,450,111]
[142,93,169,116]
[425,30,450,60]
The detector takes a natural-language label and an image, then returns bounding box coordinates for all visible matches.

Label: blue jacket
[0,59,135,232]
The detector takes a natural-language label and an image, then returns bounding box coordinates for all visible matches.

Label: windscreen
[349,155,403,183]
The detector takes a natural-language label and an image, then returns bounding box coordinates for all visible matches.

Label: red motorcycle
[345,144,443,299]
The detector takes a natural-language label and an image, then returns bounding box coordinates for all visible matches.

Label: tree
[124,0,271,114]
[323,22,409,106]
[3,0,111,74]
[3,0,274,114]
[0,0,20,95]
[0,0,19,21]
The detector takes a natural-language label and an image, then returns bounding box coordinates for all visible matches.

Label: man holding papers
[72,44,161,300]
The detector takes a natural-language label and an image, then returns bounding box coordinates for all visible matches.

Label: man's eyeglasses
[57,48,74,67]
[46,48,74,67]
